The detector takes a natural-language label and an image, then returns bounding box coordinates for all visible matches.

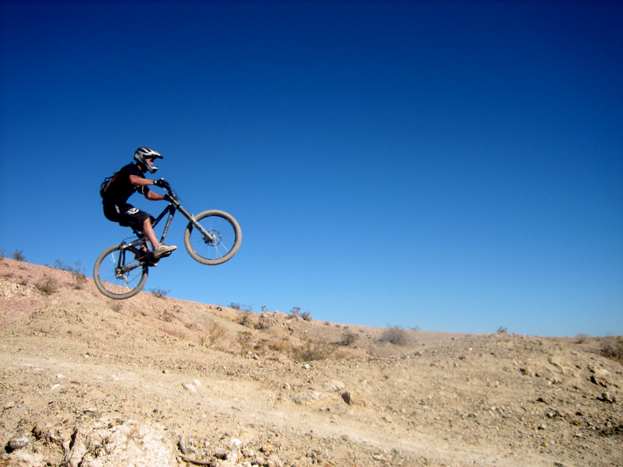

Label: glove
[154,178,169,189]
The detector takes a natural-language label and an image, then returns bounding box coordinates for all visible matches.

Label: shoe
[134,249,148,262]
[153,244,177,259]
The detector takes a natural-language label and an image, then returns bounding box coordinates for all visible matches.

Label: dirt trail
[1,258,621,466]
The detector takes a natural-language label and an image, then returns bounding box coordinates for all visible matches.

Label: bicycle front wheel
[93,244,148,299]
[184,210,242,265]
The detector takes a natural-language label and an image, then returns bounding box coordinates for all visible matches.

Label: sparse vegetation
[576,333,589,344]
[601,337,623,363]
[291,339,330,361]
[11,248,26,262]
[238,310,254,327]
[379,325,410,346]
[53,259,87,289]
[200,321,228,347]
[149,288,169,299]
[289,307,301,318]
[339,331,359,347]
[497,326,508,334]
[301,311,313,322]
[237,331,253,355]
[35,274,58,295]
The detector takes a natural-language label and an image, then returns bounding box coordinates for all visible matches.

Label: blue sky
[1,0,621,337]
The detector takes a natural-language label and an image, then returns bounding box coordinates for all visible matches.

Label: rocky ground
[0,257,621,467]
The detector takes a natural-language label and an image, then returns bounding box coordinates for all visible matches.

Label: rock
[341,391,367,407]
[548,355,573,376]
[323,380,345,392]
[7,436,29,451]
[591,369,611,388]
[292,391,322,405]
[598,392,616,403]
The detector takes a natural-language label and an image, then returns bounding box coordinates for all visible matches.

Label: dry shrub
[11,249,26,262]
[339,331,359,346]
[270,338,292,353]
[238,331,253,355]
[35,275,58,295]
[601,337,623,363]
[149,288,169,299]
[238,311,255,327]
[291,339,330,362]
[201,321,228,347]
[379,326,410,346]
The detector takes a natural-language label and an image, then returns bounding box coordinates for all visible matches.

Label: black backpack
[100,171,119,198]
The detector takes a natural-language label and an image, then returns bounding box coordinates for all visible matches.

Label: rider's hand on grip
[154,178,170,189]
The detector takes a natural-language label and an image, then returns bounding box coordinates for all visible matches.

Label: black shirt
[103,163,149,204]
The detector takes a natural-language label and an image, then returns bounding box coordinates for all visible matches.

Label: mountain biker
[101,147,177,261]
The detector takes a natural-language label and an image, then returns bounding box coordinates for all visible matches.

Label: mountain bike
[93,181,241,300]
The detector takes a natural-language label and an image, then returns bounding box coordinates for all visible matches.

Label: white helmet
[134,147,163,174]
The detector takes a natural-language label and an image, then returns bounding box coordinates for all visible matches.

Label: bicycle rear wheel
[93,244,148,299]
[184,210,242,265]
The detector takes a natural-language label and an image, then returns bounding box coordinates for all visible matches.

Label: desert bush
[54,260,88,289]
[497,326,508,334]
[289,307,301,318]
[340,331,359,347]
[291,339,330,362]
[255,314,272,330]
[270,338,291,353]
[149,288,169,298]
[261,306,269,313]
[35,274,58,295]
[230,302,241,310]
[237,331,253,355]
[11,249,26,262]
[301,311,313,322]
[575,333,589,344]
[601,337,623,363]
[201,321,228,347]
[238,310,254,327]
[379,325,410,346]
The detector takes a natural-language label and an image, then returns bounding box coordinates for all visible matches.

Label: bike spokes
[185,210,241,265]
[93,244,148,299]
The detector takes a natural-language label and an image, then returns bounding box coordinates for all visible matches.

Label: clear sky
[1,0,621,337]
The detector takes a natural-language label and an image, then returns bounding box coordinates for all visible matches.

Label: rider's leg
[142,218,160,249]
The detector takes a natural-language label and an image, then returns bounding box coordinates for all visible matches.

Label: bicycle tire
[184,210,242,265]
[93,243,149,299]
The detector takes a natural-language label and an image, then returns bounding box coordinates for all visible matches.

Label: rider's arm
[129,174,155,187]
[128,175,165,201]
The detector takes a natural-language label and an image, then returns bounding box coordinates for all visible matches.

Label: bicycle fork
[176,204,219,245]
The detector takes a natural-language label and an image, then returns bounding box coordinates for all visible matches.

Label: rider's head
[134,147,163,174]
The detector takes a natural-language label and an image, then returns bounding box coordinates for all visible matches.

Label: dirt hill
[0,257,621,467]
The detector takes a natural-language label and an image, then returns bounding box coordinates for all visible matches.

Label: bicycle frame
[116,189,216,267]
[95,181,241,299]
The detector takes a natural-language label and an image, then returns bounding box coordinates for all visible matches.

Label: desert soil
[0,257,621,467]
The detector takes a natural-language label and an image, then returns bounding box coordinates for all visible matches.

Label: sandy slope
[0,258,621,466]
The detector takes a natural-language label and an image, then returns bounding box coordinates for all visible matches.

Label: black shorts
[103,202,152,231]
